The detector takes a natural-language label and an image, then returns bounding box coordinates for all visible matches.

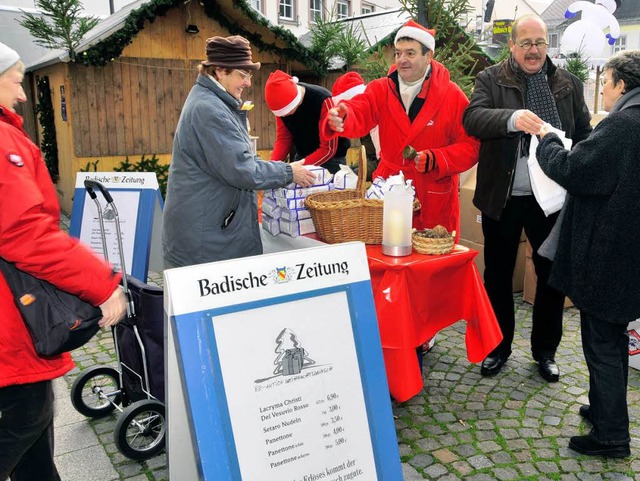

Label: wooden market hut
[25,0,322,213]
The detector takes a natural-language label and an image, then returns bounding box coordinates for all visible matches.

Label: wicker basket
[305,146,420,244]
[412,230,456,255]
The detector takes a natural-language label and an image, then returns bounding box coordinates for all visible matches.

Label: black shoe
[538,357,560,382]
[569,435,630,458]
[579,405,592,423]
[480,354,508,377]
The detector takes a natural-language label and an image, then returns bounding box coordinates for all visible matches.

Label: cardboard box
[523,240,573,308]
[458,238,525,293]
[459,165,525,244]
[459,166,484,244]
[628,319,640,371]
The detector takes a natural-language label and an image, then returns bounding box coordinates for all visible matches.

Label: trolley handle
[84,179,114,203]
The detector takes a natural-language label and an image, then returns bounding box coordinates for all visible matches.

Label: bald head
[511,14,547,42]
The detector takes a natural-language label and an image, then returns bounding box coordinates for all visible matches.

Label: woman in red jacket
[0,43,126,481]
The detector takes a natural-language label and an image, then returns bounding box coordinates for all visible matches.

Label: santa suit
[322,60,479,237]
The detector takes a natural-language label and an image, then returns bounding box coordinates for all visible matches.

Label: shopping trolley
[70,179,166,460]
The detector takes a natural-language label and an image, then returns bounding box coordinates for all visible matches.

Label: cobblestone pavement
[58,281,640,480]
[54,212,639,480]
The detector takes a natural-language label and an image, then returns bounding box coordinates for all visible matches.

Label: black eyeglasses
[517,41,549,50]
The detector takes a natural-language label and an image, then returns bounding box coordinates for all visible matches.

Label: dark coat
[463,57,592,220]
[536,92,640,322]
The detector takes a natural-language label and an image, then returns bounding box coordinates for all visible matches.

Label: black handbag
[0,258,102,357]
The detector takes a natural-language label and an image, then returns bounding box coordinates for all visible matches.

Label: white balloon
[561,21,606,57]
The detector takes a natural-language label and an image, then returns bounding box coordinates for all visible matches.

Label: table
[366,244,502,402]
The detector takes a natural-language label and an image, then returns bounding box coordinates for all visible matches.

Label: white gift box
[280,207,312,221]
[261,213,280,236]
[284,165,334,187]
[332,165,358,190]
[261,196,282,219]
[273,183,331,199]
[279,217,316,237]
[276,196,307,210]
[629,319,640,371]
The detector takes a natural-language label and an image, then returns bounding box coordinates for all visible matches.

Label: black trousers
[581,311,631,445]
[482,195,565,360]
[0,380,61,481]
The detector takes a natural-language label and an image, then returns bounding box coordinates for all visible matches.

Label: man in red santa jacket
[324,19,479,239]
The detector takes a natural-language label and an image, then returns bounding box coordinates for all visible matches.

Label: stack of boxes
[261,166,335,238]
[458,165,526,292]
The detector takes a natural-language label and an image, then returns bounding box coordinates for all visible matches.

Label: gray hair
[605,50,640,93]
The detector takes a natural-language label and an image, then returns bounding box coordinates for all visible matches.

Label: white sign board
[69,172,164,281]
[165,242,402,481]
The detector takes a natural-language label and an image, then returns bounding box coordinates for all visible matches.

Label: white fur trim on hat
[0,42,20,75]
[395,21,435,52]
[332,84,366,104]
[271,83,303,117]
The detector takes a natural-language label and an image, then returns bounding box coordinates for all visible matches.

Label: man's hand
[327,104,348,133]
[514,109,545,135]
[98,286,127,328]
[291,161,317,187]
[414,150,437,173]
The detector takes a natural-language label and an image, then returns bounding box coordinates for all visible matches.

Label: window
[250,0,262,13]
[336,0,350,19]
[310,0,323,22]
[361,2,374,14]
[549,32,558,49]
[612,35,626,54]
[279,0,295,21]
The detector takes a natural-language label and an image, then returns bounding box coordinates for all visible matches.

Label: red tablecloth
[366,244,502,402]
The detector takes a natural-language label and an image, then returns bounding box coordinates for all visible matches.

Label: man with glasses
[463,14,592,382]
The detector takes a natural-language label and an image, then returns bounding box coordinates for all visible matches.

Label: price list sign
[214,293,375,480]
[165,242,402,481]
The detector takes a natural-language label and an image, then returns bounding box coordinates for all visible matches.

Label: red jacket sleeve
[270,117,293,161]
[0,126,121,307]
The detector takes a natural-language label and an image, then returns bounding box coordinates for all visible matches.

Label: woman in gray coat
[163,36,315,268]
[537,49,640,459]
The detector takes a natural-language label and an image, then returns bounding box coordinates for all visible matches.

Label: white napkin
[528,124,572,216]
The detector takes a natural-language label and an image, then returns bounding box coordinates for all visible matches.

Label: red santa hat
[265,70,303,117]
[331,72,366,104]
[394,19,436,52]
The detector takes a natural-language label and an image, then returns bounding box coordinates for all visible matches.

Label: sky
[0,0,138,16]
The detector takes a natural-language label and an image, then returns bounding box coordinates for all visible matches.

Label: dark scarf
[510,56,562,129]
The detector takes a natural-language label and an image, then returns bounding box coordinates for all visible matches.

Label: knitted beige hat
[0,42,20,75]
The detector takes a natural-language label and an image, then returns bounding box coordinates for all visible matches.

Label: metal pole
[109,0,115,14]
[594,65,602,113]
[417,0,427,27]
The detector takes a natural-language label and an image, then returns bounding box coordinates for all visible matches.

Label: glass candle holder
[382,188,413,256]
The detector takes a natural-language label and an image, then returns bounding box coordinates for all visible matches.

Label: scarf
[510,56,562,129]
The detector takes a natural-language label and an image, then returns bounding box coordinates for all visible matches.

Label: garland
[80,0,323,73]
[36,77,60,183]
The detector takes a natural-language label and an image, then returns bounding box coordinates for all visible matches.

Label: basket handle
[356,145,367,198]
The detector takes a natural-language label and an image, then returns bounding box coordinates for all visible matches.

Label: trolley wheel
[71,365,122,418]
[114,399,166,460]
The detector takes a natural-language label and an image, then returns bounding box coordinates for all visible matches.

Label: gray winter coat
[536,87,640,322]
[163,74,293,267]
